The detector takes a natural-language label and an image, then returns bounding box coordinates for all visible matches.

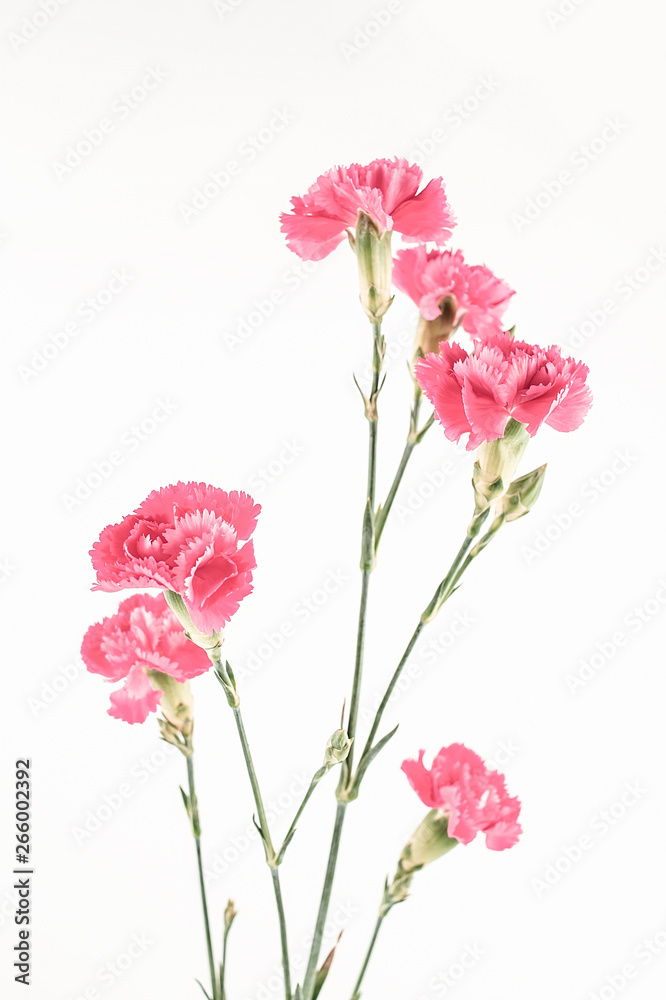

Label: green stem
[229,704,291,1000]
[374,388,434,550]
[304,322,386,1000]
[271,868,292,999]
[186,752,218,1000]
[345,321,383,775]
[352,512,493,795]
[277,769,325,864]
[302,802,347,999]
[350,910,386,1000]
[220,923,230,1000]
[231,706,275,858]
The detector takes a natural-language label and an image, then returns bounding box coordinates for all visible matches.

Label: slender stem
[220,925,229,1000]
[350,911,386,1000]
[302,802,347,998]
[374,438,416,548]
[345,321,383,774]
[357,620,425,771]
[271,868,292,999]
[231,706,275,857]
[230,704,291,999]
[277,770,324,863]
[352,514,493,795]
[186,752,218,1000]
[374,387,434,549]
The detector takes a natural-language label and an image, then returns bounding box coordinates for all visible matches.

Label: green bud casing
[355,212,393,321]
[472,418,530,516]
[495,464,547,522]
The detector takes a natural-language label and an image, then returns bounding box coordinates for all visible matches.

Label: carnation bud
[495,464,547,523]
[472,418,530,516]
[354,211,393,321]
[163,590,224,656]
[384,809,458,911]
[147,669,194,738]
[224,898,237,931]
[324,729,353,769]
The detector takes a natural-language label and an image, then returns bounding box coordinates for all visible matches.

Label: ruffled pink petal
[81,621,126,680]
[138,483,260,539]
[459,357,510,444]
[185,575,254,635]
[484,820,523,850]
[545,369,593,432]
[391,177,456,243]
[416,345,471,443]
[393,246,430,303]
[401,751,439,808]
[279,212,348,261]
[107,664,162,724]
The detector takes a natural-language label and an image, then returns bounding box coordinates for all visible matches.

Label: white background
[2,1,666,999]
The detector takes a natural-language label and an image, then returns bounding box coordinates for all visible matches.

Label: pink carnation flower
[280,157,456,261]
[81,594,210,724]
[90,482,260,635]
[393,246,514,338]
[416,333,592,450]
[402,744,522,850]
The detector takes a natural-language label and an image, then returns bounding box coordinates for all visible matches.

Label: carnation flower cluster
[81,156,593,999]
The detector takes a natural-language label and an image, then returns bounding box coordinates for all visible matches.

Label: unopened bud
[384,809,458,910]
[147,669,194,737]
[472,418,530,516]
[164,590,224,656]
[324,729,353,769]
[224,898,237,931]
[355,212,393,321]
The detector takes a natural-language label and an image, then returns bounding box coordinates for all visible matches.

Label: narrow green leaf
[195,978,212,1000]
[312,932,343,1000]
[351,725,399,797]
